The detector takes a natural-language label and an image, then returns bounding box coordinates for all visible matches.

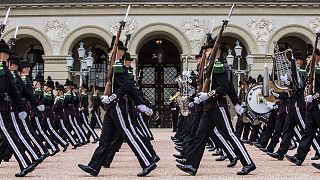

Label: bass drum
[245,84,275,115]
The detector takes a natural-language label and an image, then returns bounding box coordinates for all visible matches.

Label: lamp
[226,49,234,67]
[66,51,74,68]
[86,51,94,68]
[77,42,86,59]
[234,40,242,57]
[246,52,254,67]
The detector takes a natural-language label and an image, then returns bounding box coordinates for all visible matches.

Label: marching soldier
[78,41,157,177]
[43,76,68,151]
[32,72,59,155]
[285,48,320,167]
[80,83,99,143]
[0,39,35,177]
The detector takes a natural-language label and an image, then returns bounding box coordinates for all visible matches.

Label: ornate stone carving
[43,20,70,47]
[108,18,138,42]
[247,18,276,46]
[181,18,210,53]
[308,18,320,33]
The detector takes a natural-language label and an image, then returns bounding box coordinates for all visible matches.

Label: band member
[0,40,35,177]
[78,41,157,177]
[268,49,320,160]
[169,94,179,132]
[285,49,320,167]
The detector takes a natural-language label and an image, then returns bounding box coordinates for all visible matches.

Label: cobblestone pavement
[1,128,320,179]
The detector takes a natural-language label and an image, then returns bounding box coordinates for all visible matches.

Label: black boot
[78,164,98,176]
[137,163,157,177]
[237,163,256,175]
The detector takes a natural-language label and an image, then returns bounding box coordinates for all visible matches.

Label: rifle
[91,75,99,98]
[202,4,235,92]
[125,33,132,48]
[0,7,10,39]
[103,5,131,96]
[9,25,18,50]
[197,34,211,94]
[307,33,320,95]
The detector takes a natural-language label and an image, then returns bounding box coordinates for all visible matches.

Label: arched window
[87,47,107,89]
[27,47,44,79]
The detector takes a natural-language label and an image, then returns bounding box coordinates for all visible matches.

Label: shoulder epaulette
[316,64,320,75]
[113,60,124,74]
[0,63,4,77]
[213,61,225,74]
[34,88,42,96]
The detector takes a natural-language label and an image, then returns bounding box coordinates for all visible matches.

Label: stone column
[42,55,69,84]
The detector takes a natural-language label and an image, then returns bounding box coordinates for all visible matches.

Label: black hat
[55,82,65,91]
[124,52,134,61]
[0,39,11,55]
[306,48,320,57]
[64,78,73,86]
[33,71,45,82]
[204,36,215,49]
[293,48,304,60]
[44,76,55,89]
[20,57,32,69]
[9,55,21,67]
[118,41,128,51]
[257,74,263,83]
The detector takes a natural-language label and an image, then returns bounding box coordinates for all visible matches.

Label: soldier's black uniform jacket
[80,91,89,113]
[32,87,45,118]
[92,93,104,114]
[309,64,320,110]
[53,95,65,120]
[44,90,55,118]
[12,70,40,113]
[105,63,144,110]
[227,80,241,106]
[288,59,307,108]
[74,92,81,117]
[204,63,229,111]
[277,92,290,114]
[0,62,23,113]
[63,90,76,116]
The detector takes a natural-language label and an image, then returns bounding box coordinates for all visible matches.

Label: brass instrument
[263,46,292,102]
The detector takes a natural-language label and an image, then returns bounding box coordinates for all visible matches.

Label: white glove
[89,107,93,112]
[194,97,202,104]
[182,70,191,78]
[37,105,45,112]
[145,107,153,116]
[241,102,246,107]
[101,94,117,104]
[305,95,313,103]
[266,104,275,110]
[199,92,209,101]
[235,104,245,115]
[137,104,148,113]
[280,74,288,82]
[269,89,279,98]
[79,107,84,111]
[18,111,27,120]
[313,93,320,100]
[188,102,194,108]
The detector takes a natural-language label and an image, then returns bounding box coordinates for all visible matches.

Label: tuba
[174,75,191,116]
[263,45,292,102]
